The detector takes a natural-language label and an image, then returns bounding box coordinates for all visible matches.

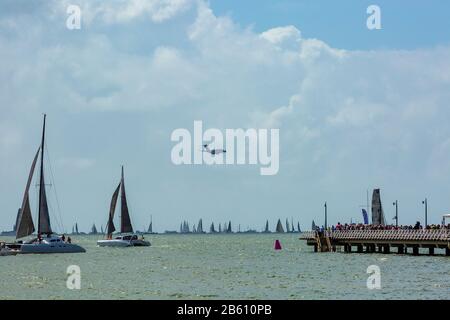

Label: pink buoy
[274,239,282,250]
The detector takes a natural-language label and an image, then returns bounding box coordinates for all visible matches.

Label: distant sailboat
[146,215,156,234]
[210,222,216,233]
[297,222,301,233]
[276,219,285,233]
[312,220,316,230]
[226,221,232,233]
[148,217,153,233]
[11,115,85,254]
[263,220,270,233]
[97,166,150,247]
[371,189,386,225]
[90,224,98,235]
[196,219,204,234]
[218,223,222,233]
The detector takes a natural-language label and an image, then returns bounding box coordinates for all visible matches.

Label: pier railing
[300,229,450,242]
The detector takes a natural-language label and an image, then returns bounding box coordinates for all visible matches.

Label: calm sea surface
[0,234,449,300]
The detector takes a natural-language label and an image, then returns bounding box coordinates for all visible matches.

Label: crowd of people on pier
[314,221,450,232]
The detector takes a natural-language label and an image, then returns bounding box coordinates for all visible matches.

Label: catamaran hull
[19,243,86,254]
[97,239,131,247]
[0,248,19,256]
[97,239,151,247]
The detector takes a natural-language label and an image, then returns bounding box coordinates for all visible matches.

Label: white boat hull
[97,239,131,247]
[97,238,151,247]
[8,235,86,254]
[19,243,86,254]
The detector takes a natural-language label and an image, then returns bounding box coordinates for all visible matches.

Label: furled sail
[16,148,40,239]
[371,189,386,225]
[107,183,121,236]
[276,219,285,233]
[264,220,269,233]
[120,167,133,233]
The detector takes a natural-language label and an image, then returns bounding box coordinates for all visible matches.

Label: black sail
[38,114,52,235]
[16,148,40,239]
[120,167,133,233]
[38,176,52,234]
[276,219,285,233]
[107,183,121,236]
[371,189,386,225]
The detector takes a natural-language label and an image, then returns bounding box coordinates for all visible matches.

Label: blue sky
[211,0,450,50]
[1,0,450,233]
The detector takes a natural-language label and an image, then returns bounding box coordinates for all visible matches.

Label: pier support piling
[446,247,450,256]
[413,246,419,256]
[357,245,363,253]
[397,246,404,254]
[429,247,435,256]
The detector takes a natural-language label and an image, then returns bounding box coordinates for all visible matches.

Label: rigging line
[44,140,65,234]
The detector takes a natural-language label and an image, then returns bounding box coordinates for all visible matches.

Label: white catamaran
[8,115,85,254]
[97,167,151,247]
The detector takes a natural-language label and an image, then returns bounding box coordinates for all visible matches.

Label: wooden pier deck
[299,230,450,256]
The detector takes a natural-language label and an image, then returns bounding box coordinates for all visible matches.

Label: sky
[1,0,450,233]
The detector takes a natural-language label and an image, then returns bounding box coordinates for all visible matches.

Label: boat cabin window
[132,235,138,240]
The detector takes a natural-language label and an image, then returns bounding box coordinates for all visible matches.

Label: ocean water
[0,234,449,300]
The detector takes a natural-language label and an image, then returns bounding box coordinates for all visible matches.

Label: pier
[300,229,450,256]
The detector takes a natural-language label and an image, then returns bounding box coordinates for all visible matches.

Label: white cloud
[57,0,193,25]
[260,25,301,45]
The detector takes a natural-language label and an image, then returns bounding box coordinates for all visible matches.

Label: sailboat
[90,223,98,235]
[148,216,153,234]
[276,219,285,233]
[210,222,216,233]
[262,220,270,233]
[97,166,150,247]
[9,115,85,254]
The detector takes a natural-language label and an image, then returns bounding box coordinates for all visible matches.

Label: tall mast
[38,114,46,235]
